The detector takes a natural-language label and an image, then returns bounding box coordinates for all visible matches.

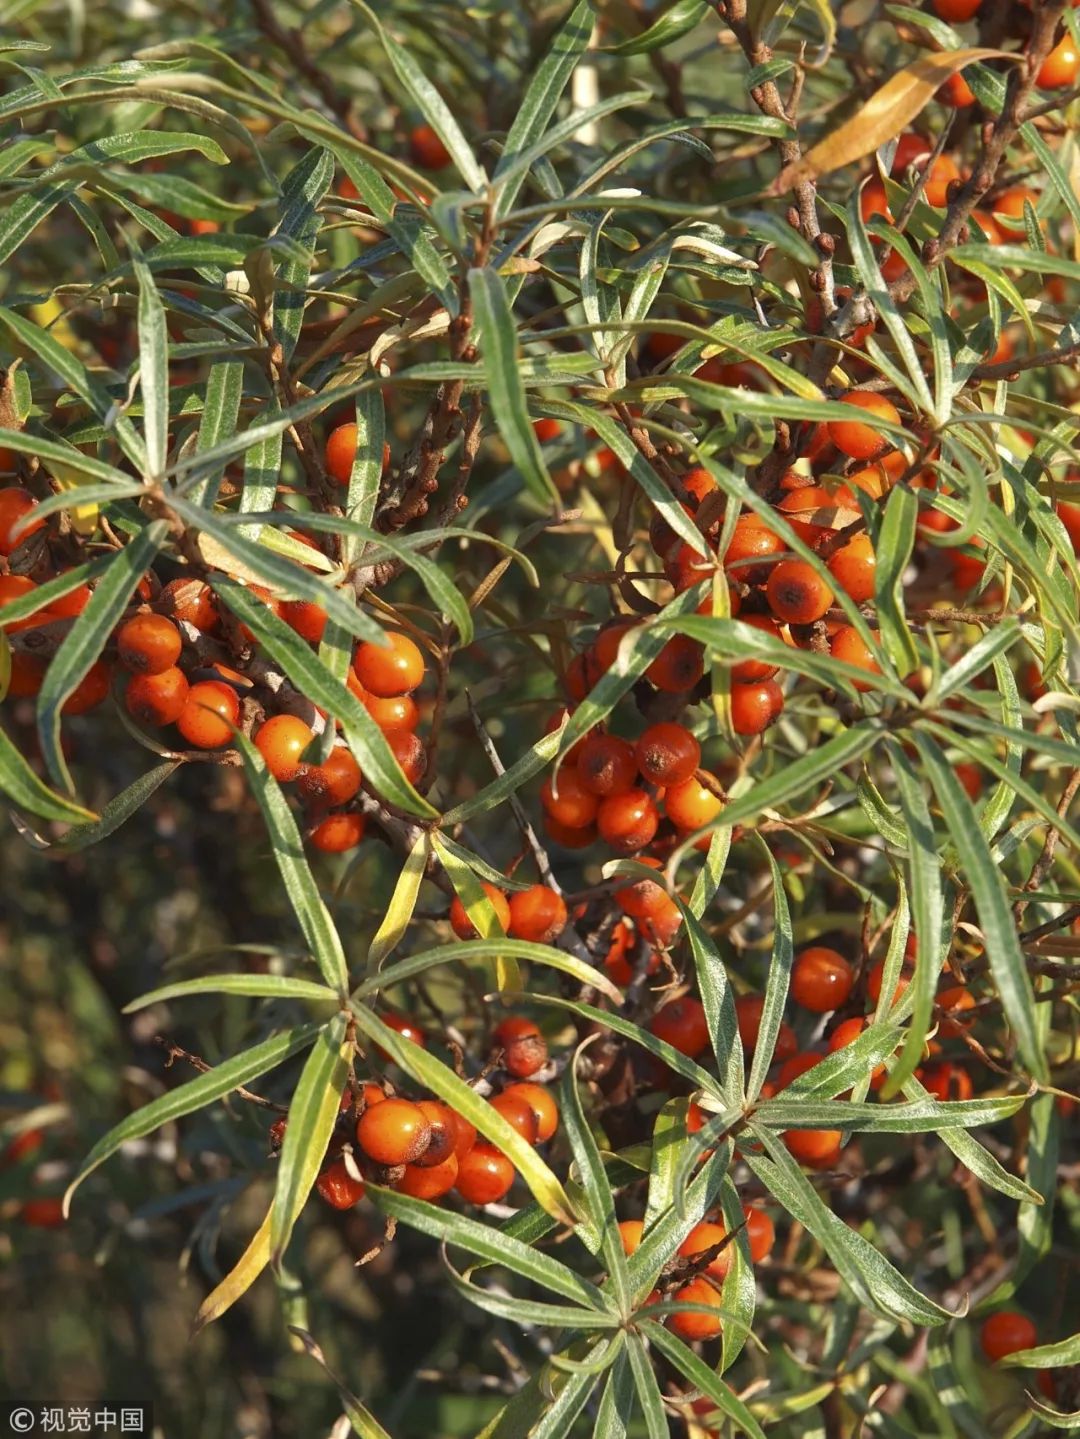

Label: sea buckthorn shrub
[2,0,1079,1434]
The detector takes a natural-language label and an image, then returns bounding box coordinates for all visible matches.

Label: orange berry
[541,765,599,829]
[493,1015,548,1078]
[176,679,239,748]
[63,660,111,715]
[0,574,45,632]
[454,1142,515,1204]
[980,1311,1037,1363]
[544,814,597,849]
[618,1218,644,1254]
[501,1082,559,1142]
[20,1197,67,1228]
[731,614,782,683]
[409,123,451,170]
[0,487,44,554]
[317,1159,366,1209]
[650,996,709,1057]
[489,1090,539,1145]
[722,513,785,582]
[828,391,901,461]
[297,744,363,805]
[734,995,797,1061]
[125,666,189,727]
[449,881,510,940]
[867,959,912,1008]
[783,1128,843,1167]
[668,1276,723,1341]
[591,618,639,674]
[776,485,839,544]
[1037,36,1079,89]
[791,946,855,1013]
[919,1061,973,1101]
[396,1153,459,1200]
[664,775,722,832]
[635,722,701,786]
[532,418,561,444]
[280,599,327,645]
[939,70,976,107]
[680,1220,731,1280]
[936,984,977,1036]
[742,1205,775,1263]
[159,577,218,631]
[353,631,425,697]
[360,689,420,731]
[577,733,639,796]
[597,788,660,853]
[5,653,46,697]
[507,884,568,944]
[860,178,893,225]
[380,1012,427,1051]
[356,1097,431,1166]
[310,811,367,852]
[827,533,877,603]
[115,613,182,675]
[829,626,882,689]
[955,761,982,800]
[255,714,314,781]
[47,578,93,620]
[412,1101,459,1168]
[325,422,359,485]
[766,559,834,625]
[646,635,705,693]
[730,678,784,736]
[384,726,426,785]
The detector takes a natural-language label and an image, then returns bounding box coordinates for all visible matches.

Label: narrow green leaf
[746,839,793,1103]
[0,723,96,825]
[122,975,340,1013]
[134,253,169,479]
[561,1046,630,1314]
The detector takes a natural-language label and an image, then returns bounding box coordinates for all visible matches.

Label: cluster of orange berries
[288,1014,557,1212]
[1,1112,65,1229]
[931,0,1078,96]
[617,1203,775,1341]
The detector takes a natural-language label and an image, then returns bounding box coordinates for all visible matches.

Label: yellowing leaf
[368,831,429,970]
[192,1200,272,1334]
[776,50,1014,188]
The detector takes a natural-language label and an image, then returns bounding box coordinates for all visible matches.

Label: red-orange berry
[618,1218,644,1255]
[827,533,877,603]
[115,613,182,675]
[358,688,420,731]
[723,513,784,582]
[790,946,855,1013]
[544,815,597,849]
[730,614,782,683]
[176,680,239,748]
[766,559,834,625]
[919,1061,974,1101]
[507,884,568,944]
[159,577,218,631]
[679,1220,731,1280]
[396,1153,459,1199]
[493,1016,548,1078]
[635,722,700,786]
[867,958,912,1008]
[734,995,797,1061]
[1037,36,1079,89]
[297,745,363,806]
[0,487,44,554]
[501,1082,559,1143]
[828,391,901,461]
[783,1128,843,1167]
[63,660,112,715]
[936,985,977,1037]
[0,575,45,632]
[449,881,510,940]
[310,811,367,852]
[411,1101,458,1168]
[932,0,980,17]
[454,1142,515,1204]
[650,996,709,1057]
[591,618,639,674]
[255,714,314,782]
[742,1205,775,1263]
[664,775,722,832]
[830,626,882,690]
[939,70,976,107]
[668,1276,723,1341]
[316,1159,366,1209]
[730,679,784,736]
[280,599,327,646]
[356,1097,431,1166]
[384,727,426,786]
[380,1012,427,1051]
[597,788,660,853]
[354,631,425,697]
[541,765,599,829]
[19,1197,66,1228]
[325,422,359,485]
[577,733,638,796]
[533,418,561,444]
[980,1311,1037,1363]
[646,635,705,693]
[489,1091,540,1145]
[125,667,190,727]
[409,123,451,170]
